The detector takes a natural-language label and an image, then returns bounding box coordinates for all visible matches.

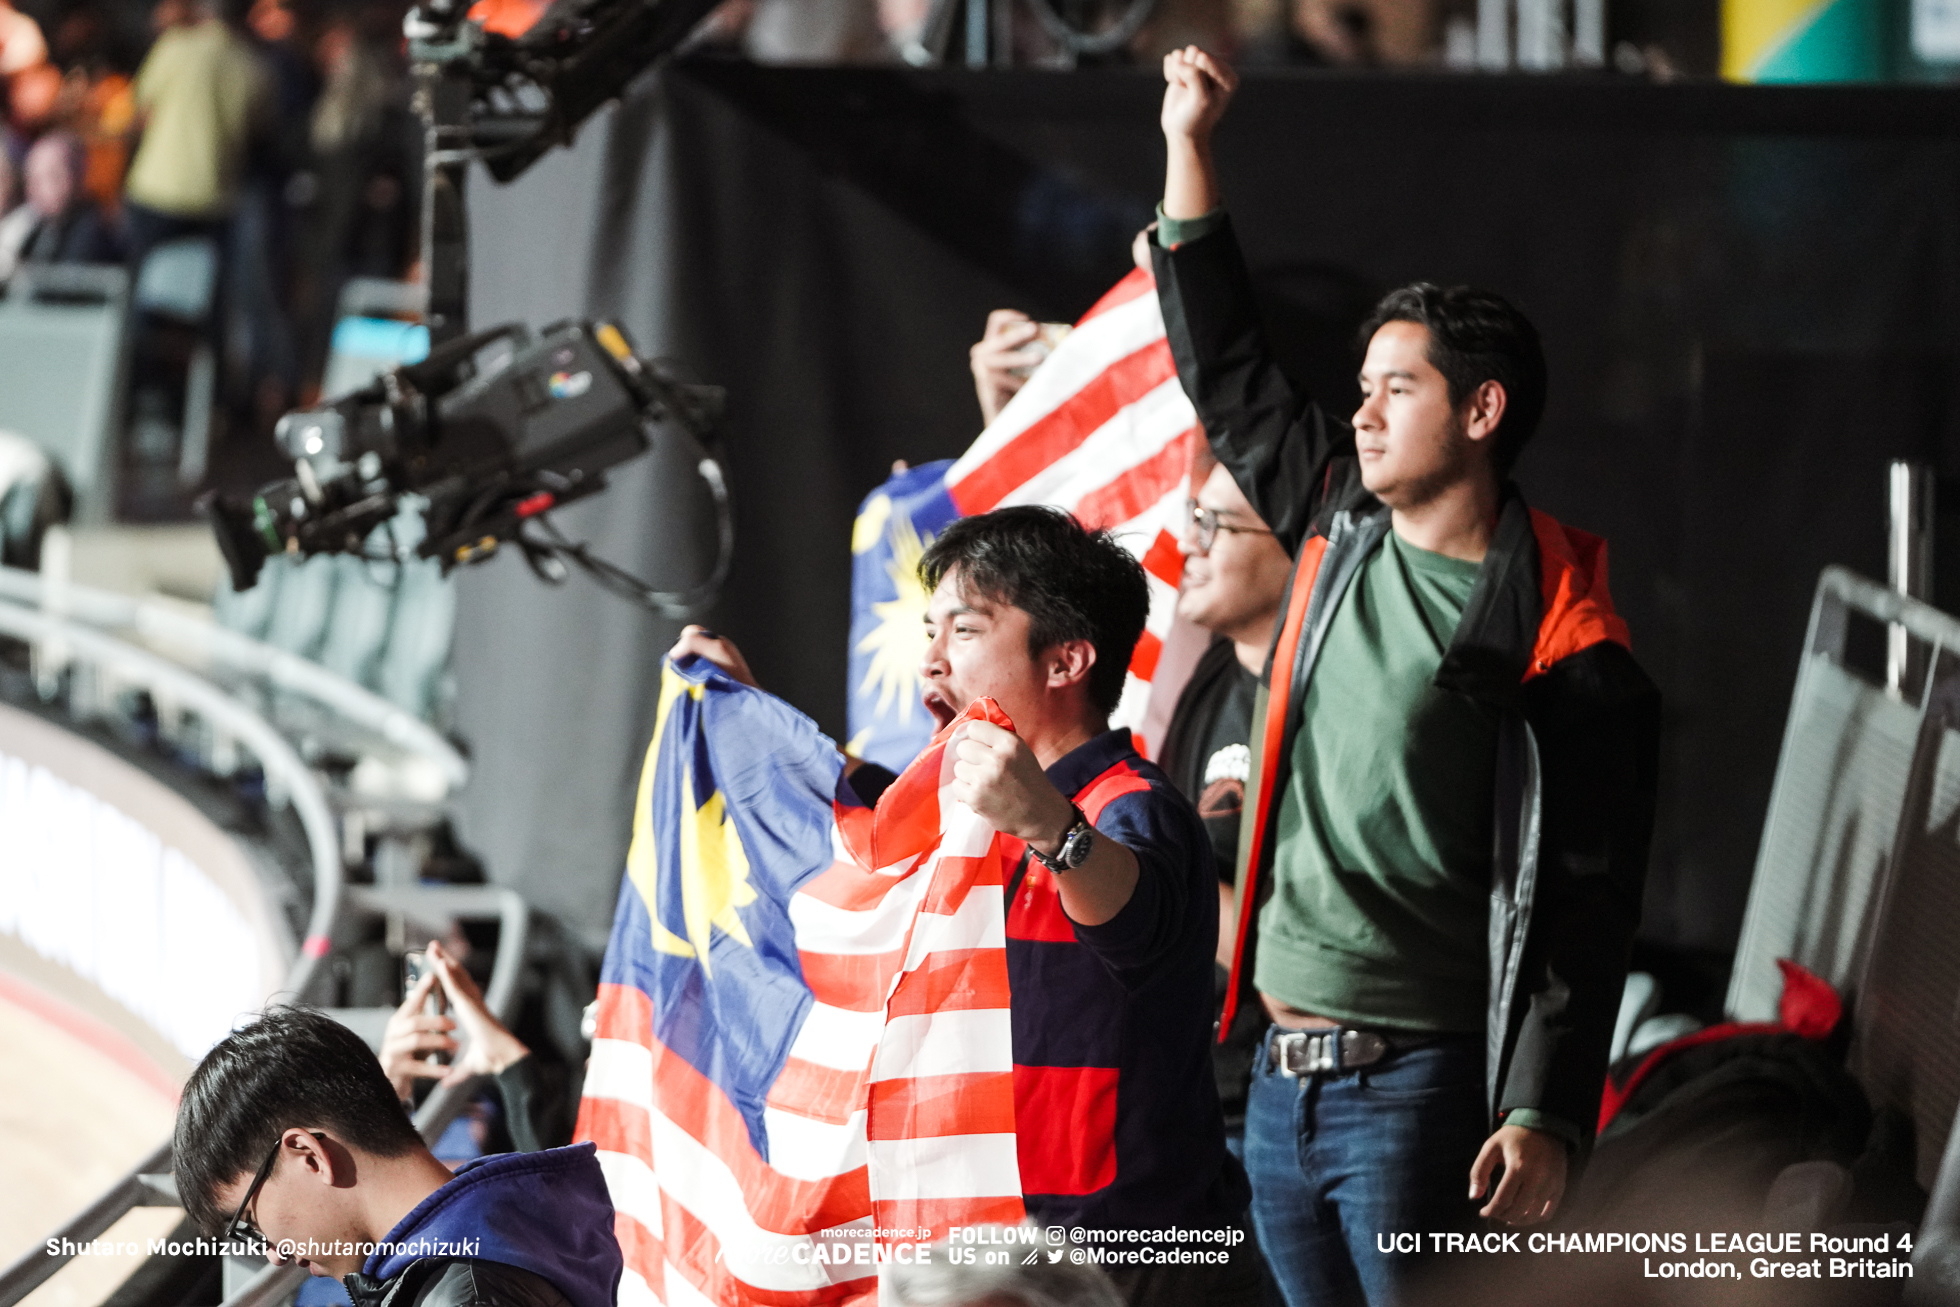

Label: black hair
[173,1006,422,1233]
[1360,283,1547,475]
[918,506,1149,718]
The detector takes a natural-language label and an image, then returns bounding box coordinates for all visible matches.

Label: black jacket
[346,1257,571,1307]
[20,202,125,268]
[1152,216,1662,1151]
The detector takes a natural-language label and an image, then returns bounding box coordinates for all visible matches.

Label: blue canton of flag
[845,459,959,774]
[609,653,846,1159]
[579,656,1024,1305]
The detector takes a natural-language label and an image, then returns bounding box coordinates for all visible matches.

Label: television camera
[203,318,730,616]
[204,0,737,605]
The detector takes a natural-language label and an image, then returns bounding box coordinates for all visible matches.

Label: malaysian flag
[576,654,1024,1306]
[847,267,1200,774]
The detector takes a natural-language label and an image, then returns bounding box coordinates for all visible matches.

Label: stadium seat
[261,556,339,661]
[131,237,216,325]
[374,559,455,724]
[315,555,400,689]
[0,265,131,524]
[372,507,455,724]
[130,237,221,495]
[212,565,285,643]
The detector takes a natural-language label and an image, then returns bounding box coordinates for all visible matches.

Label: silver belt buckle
[1273,1028,1389,1077]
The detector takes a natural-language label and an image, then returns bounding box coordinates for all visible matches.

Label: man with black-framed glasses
[1158,455,1292,1144]
[217,1129,326,1248]
[176,1006,622,1307]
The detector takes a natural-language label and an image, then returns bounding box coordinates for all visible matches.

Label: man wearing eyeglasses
[1157,455,1291,1149]
[174,1006,622,1307]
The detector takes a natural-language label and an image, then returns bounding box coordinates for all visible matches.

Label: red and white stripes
[944,268,1197,751]
[578,705,1022,1305]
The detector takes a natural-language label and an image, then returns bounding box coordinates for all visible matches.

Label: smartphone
[403,950,450,1066]
[1010,322,1073,378]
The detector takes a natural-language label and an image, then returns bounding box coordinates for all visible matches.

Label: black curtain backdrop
[455,61,1960,960]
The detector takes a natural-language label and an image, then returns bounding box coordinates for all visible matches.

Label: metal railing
[0,566,466,791]
[0,581,523,1307]
[0,597,346,999]
[214,884,530,1307]
[0,1144,178,1306]
[0,594,346,1307]
[0,887,531,1307]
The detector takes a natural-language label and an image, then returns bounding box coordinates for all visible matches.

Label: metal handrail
[352,885,532,1027]
[0,1144,175,1306]
[0,598,527,1307]
[0,600,347,1307]
[0,567,467,791]
[219,1265,309,1307]
[211,890,530,1307]
[0,881,533,1307]
[0,602,344,996]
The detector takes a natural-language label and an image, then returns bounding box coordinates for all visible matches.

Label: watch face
[1061,823,1093,869]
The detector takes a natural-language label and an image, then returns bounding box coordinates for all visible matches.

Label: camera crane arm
[404,0,725,343]
[202,2,740,608]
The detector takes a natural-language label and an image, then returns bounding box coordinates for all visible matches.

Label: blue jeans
[1243,1029,1488,1307]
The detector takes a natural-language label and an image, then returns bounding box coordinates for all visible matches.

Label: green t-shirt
[126,21,265,218]
[1254,530,1497,1033]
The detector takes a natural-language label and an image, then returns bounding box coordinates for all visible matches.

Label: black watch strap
[1029,804,1090,873]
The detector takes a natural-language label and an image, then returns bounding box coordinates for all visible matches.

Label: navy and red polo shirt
[1005,728,1249,1231]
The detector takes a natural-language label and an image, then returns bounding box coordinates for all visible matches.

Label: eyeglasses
[1185,499,1276,555]
[222,1130,324,1248]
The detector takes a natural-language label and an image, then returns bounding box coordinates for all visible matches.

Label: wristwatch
[1030,804,1094,873]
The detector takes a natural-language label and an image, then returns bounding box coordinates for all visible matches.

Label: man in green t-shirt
[1152,47,1661,1307]
[122,0,267,270]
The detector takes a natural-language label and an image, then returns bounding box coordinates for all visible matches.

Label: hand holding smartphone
[403,950,451,1067]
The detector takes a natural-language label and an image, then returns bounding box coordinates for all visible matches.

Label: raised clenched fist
[1161,45,1239,148]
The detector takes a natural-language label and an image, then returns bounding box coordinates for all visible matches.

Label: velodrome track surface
[0,976,180,1307]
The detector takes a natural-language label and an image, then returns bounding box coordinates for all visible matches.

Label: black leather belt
[1267,1027,1398,1076]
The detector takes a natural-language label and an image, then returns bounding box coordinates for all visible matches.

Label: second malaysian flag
[847,267,1199,773]
[576,654,1024,1306]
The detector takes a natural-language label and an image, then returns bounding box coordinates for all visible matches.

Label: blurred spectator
[231,0,318,431]
[246,0,318,160]
[50,3,143,75]
[290,14,416,392]
[7,59,60,134]
[0,130,123,279]
[122,0,269,268]
[1134,0,1239,61]
[308,20,388,161]
[1234,0,1437,64]
[0,0,46,77]
[39,7,142,214]
[746,0,886,62]
[380,939,569,1155]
